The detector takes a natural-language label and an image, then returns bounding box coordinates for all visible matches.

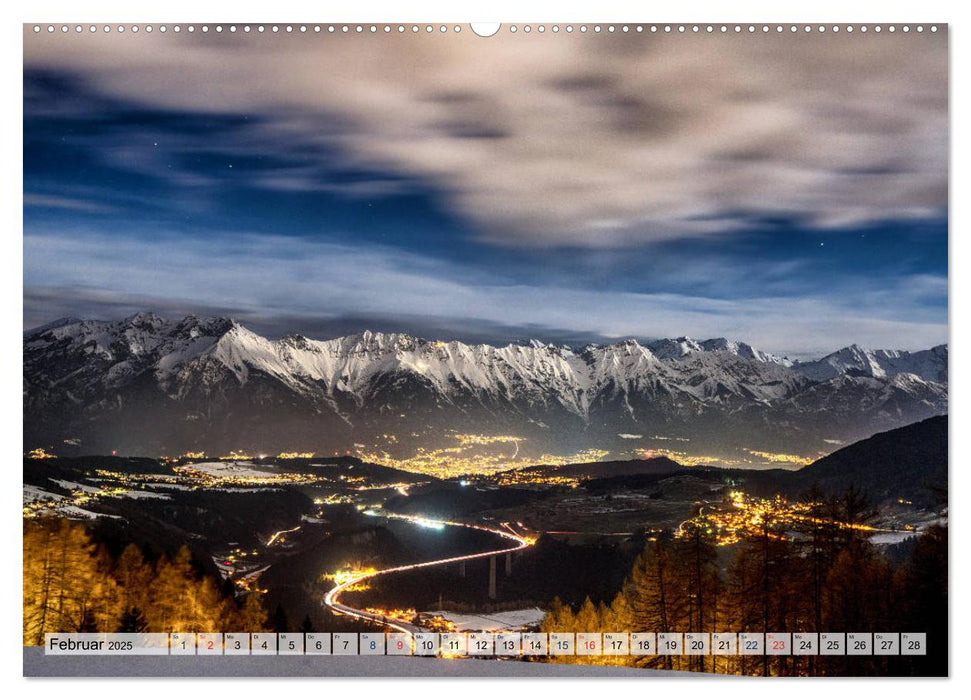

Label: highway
[323,512,534,635]
[266,525,301,547]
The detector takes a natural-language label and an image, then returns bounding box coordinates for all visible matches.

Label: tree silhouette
[299,614,315,634]
[272,603,290,633]
[119,606,149,633]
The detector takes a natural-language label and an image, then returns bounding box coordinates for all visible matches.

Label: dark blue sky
[23,30,948,357]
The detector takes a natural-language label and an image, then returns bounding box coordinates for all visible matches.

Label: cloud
[23,28,947,248]
[23,192,112,213]
[23,230,946,357]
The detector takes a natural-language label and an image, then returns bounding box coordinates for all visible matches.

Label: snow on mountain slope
[23,314,948,457]
[26,317,809,413]
[24,315,947,408]
[792,344,948,384]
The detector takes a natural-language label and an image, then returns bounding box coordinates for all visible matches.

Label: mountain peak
[646,337,702,360]
[23,312,948,459]
[24,316,84,337]
[348,329,422,350]
[793,343,948,384]
[122,311,165,328]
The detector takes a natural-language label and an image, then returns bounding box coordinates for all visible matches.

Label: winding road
[323,512,533,635]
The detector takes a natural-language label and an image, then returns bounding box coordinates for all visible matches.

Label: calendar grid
[42,632,927,657]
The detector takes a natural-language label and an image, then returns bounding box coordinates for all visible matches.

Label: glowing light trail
[323,513,533,636]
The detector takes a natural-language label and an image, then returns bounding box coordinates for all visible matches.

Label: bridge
[323,514,534,635]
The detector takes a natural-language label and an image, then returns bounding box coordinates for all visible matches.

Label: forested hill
[794,415,947,506]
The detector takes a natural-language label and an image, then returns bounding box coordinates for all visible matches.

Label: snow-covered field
[55,505,121,520]
[23,485,64,504]
[116,490,171,500]
[50,479,101,494]
[219,487,283,493]
[144,482,193,491]
[177,461,276,478]
[24,481,171,520]
[870,531,920,545]
[421,607,546,632]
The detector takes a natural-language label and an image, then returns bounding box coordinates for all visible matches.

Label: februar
[48,637,105,651]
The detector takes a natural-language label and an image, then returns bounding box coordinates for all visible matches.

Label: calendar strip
[44,632,927,656]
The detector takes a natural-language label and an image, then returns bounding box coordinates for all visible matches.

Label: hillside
[793,415,947,506]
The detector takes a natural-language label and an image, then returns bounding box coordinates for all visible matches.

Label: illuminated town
[637,447,818,469]
[22,460,420,520]
[355,433,611,479]
[675,490,910,546]
[323,568,379,592]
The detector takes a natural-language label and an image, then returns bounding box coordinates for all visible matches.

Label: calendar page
[22,19,948,679]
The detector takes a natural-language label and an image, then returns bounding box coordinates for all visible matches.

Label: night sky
[23,27,948,358]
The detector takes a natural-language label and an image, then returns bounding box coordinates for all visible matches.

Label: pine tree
[299,614,315,634]
[25,520,250,642]
[676,519,720,673]
[272,603,290,633]
[626,536,684,670]
[120,606,150,633]
[114,544,152,616]
[893,524,947,676]
[78,607,98,633]
[574,597,599,634]
[234,591,268,632]
[23,520,109,643]
[605,592,633,631]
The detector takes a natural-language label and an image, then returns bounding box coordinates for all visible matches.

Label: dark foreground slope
[792,415,947,506]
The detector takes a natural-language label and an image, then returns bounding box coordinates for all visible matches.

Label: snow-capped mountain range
[24,313,948,461]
